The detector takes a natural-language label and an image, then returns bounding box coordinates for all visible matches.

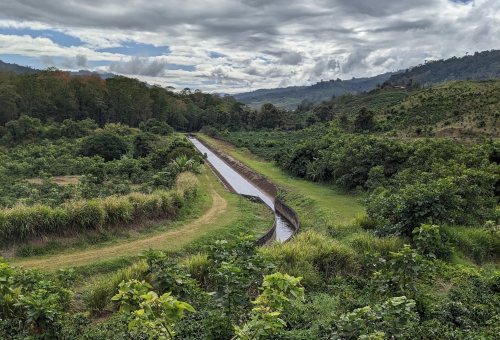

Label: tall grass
[175,171,199,200]
[262,230,360,288]
[182,253,211,287]
[441,225,500,264]
[0,176,198,244]
[345,232,405,256]
[84,260,150,313]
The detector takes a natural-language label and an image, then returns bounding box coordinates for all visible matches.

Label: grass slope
[329,88,410,117]
[10,167,273,271]
[197,134,364,231]
[381,79,500,137]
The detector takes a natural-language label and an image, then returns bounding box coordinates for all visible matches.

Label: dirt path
[12,185,227,271]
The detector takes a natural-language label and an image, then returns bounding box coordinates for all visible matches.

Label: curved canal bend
[187,136,295,242]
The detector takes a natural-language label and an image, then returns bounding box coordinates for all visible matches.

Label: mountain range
[234,50,500,109]
[0,60,115,79]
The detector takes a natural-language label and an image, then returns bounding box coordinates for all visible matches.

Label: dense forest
[0,69,248,131]
[1,52,499,339]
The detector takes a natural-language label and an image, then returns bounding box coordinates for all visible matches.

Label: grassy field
[197,134,365,233]
[10,166,273,272]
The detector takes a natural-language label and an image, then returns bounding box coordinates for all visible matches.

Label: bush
[413,224,453,260]
[367,170,497,237]
[139,119,173,136]
[175,171,199,200]
[80,131,128,161]
[319,296,419,339]
[346,232,405,257]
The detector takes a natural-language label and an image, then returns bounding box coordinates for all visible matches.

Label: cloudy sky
[0,0,498,93]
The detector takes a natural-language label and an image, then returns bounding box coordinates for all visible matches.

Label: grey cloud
[109,56,166,76]
[76,54,88,67]
[59,54,88,69]
[262,50,303,65]
[40,56,55,66]
[0,0,498,92]
[61,58,74,68]
[369,19,432,33]
[331,0,436,17]
[312,58,340,77]
[209,67,249,86]
[343,49,372,74]
[280,52,302,65]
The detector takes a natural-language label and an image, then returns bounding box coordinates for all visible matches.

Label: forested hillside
[381,79,500,137]
[0,69,243,131]
[388,50,500,86]
[290,79,500,138]
[0,60,37,74]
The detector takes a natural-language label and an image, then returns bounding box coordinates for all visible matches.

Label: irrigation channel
[187,136,295,242]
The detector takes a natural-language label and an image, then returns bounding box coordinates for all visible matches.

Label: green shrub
[79,131,128,161]
[413,224,453,260]
[319,296,420,339]
[352,214,379,230]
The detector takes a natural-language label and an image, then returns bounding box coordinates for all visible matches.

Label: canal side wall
[242,194,277,246]
[275,199,300,234]
[194,135,300,242]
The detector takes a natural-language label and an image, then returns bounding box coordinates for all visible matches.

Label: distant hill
[0,60,38,74]
[234,72,394,110]
[0,60,115,79]
[69,70,116,79]
[235,50,500,110]
[388,50,500,86]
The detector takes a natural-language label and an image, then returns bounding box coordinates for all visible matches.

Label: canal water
[187,137,294,242]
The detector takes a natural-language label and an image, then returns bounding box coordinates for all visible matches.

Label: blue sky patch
[209,51,226,59]
[98,41,170,56]
[0,27,84,47]
[166,64,196,71]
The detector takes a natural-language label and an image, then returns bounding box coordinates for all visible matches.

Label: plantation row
[0,116,205,207]
[0,174,197,244]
